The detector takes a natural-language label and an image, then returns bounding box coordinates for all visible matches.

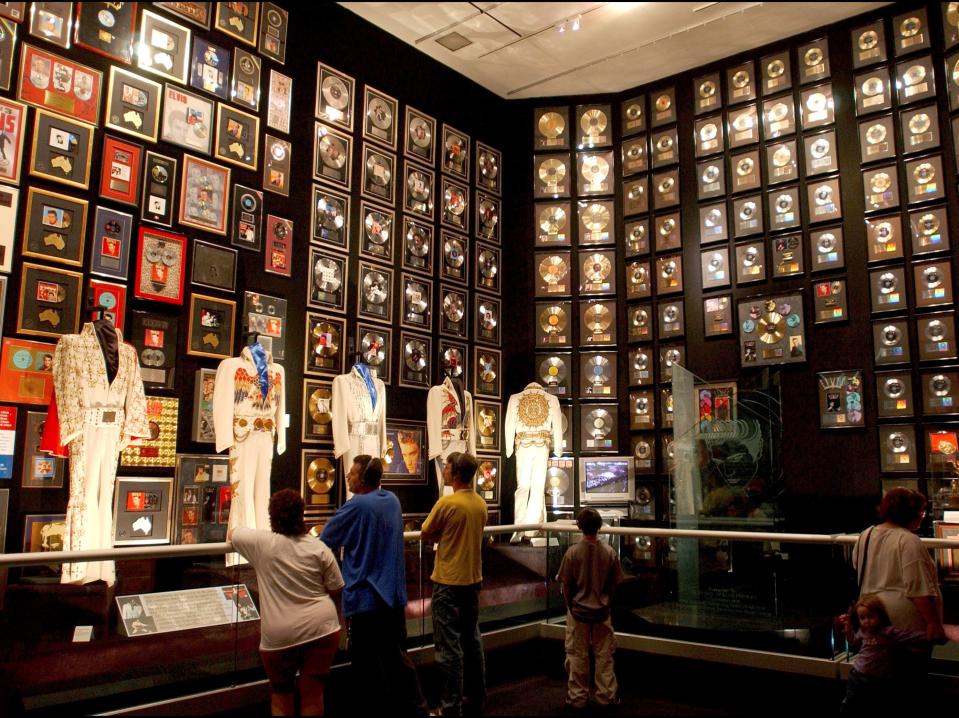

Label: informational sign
[116,584,259,637]
[0,405,17,479]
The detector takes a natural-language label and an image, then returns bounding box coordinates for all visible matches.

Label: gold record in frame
[121,396,179,468]
[302,379,333,443]
[301,449,337,513]
[305,312,346,377]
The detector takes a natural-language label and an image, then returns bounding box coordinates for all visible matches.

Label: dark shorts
[260,631,340,693]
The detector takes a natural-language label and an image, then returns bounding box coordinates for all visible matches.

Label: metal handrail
[3,522,959,569]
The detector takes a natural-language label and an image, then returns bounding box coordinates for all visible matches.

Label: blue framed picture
[190,37,230,101]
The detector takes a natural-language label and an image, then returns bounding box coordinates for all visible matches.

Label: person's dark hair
[269,489,307,536]
[576,507,603,536]
[450,452,478,486]
[877,487,926,527]
[849,594,892,632]
[354,454,383,488]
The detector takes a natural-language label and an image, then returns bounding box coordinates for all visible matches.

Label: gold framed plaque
[621,95,645,135]
[576,103,611,148]
[120,396,178,468]
[693,72,720,115]
[535,106,568,150]
[909,206,950,256]
[893,8,930,56]
[799,37,831,84]
[852,20,887,69]
[727,61,756,105]
[761,51,791,95]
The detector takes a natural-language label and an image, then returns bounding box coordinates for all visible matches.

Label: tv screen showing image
[584,460,630,494]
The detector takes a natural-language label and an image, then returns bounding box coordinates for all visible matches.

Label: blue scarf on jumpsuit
[249,342,270,400]
[354,362,377,409]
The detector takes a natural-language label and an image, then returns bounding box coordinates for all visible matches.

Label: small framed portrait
[22,187,88,266]
[304,312,345,377]
[214,103,259,171]
[137,10,191,84]
[357,261,393,325]
[179,154,230,235]
[382,420,427,485]
[400,273,433,332]
[105,66,162,142]
[113,477,174,546]
[231,47,261,111]
[214,1,257,45]
[311,184,350,251]
[156,3,212,30]
[402,215,434,276]
[307,246,347,313]
[30,109,94,189]
[313,122,352,190]
[361,142,396,205]
[0,97,26,185]
[359,200,395,263]
[22,410,65,489]
[357,323,392,384]
[404,161,435,219]
[302,379,333,443]
[17,262,82,338]
[264,215,292,277]
[441,124,469,178]
[29,2,72,48]
[405,106,436,164]
[231,184,262,251]
[191,239,237,293]
[473,346,502,399]
[243,290,288,359]
[74,2,135,63]
[161,83,214,155]
[134,226,186,305]
[258,3,288,64]
[363,85,398,150]
[474,400,501,453]
[475,142,501,195]
[398,331,431,389]
[87,278,127,331]
[190,36,229,100]
[141,151,178,227]
[263,134,291,197]
[441,177,468,232]
[315,62,354,131]
[187,293,236,359]
[99,135,143,206]
[18,44,102,126]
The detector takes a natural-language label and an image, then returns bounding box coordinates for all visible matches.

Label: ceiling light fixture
[557,20,566,33]
[572,15,582,31]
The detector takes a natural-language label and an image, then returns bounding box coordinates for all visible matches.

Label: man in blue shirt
[321,455,428,717]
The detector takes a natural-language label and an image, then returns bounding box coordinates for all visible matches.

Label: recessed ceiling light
[436,31,472,52]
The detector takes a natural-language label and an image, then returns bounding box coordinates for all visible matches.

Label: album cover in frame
[137,9,190,84]
[73,2,134,63]
[315,62,353,131]
[438,338,467,383]
[99,134,142,206]
[231,47,261,111]
[398,331,431,389]
[160,83,213,155]
[187,293,235,359]
[189,35,228,99]
[87,278,127,331]
[231,184,262,251]
[304,312,345,377]
[302,378,332,443]
[214,103,259,171]
[191,239,236,293]
[311,184,349,251]
[405,105,435,165]
[134,226,186,305]
[214,0,257,46]
[22,409,64,488]
[105,66,161,142]
[22,187,87,266]
[263,134,291,197]
[307,245,347,314]
[361,142,395,205]
[313,122,352,190]
[112,476,174,546]
[363,85,397,150]
[258,2,287,63]
[474,347,501,399]
[440,176,468,232]
[18,44,102,125]
[29,109,91,189]
[264,215,292,277]
[356,323,392,384]
[474,400,501,454]
[359,200,394,263]
[29,2,72,48]
[476,142,501,195]
[17,262,81,338]
[130,311,178,389]
[383,419,427,485]
[175,455,232,544]
[179,154,229,235]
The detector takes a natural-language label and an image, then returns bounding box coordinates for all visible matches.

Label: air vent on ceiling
[436,31,473,51]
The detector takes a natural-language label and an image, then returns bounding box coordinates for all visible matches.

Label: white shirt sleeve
[426,385,443,459]
[550,394,564,457]
[504,394,517,458]
[465,390,477,456]
[273,363,286,456]
[212,358,236,454]
[331,374,349,459]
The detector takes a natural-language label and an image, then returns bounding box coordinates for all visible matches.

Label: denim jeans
[431,582,486,716]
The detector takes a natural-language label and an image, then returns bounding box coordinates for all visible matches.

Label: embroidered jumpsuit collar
[81,321,124,343]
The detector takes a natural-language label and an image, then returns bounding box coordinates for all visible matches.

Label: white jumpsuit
[426,377,476,496]
[331,366,387,498]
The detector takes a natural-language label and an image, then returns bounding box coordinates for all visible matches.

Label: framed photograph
[191,239,236,293]
[120,396,178,467]
[357,261,393,325]
[382,420,427,485]
[405,106,435,164]
[267,69,292,134]
[137,9,190,84]
[29,108,92,189]
[76,3,135,62]
[441,124,469,178]
[439,338,467,383]
[179,154,229,235]
[302,378,332,443]
[311,184,349,250]
[404,161,435,219]
[440,176,468,232]
[161,83,214,154]
[307,245,347,313]
[104,66,161,142]
[231,184,262,251]
[401,273,432,332]
[398,331,431,389]
[130,311,178,389]
[263,214,292,277]
[363,85,397,149]
[87,278,127,330]
[475,400,502,453]
[402,215,434,275]
[175,454,232,544]
[313,122,352,190]
[113,477,174,546]
[22,187,87,266]
[187,293,235,359]
[29,2,72,48]
[817,370,864,429]
[476,142,501,195]
[141,151,177,227]
[214,0,257,45]
[315,62,353,131]
[361,142,395,205]
[475,456,500,504]
[134,226,186,305]
[474,346,502,399]
[17,262,82,338]
[359,201,395,263]
[257,2,287,62]
[99,135,142,206]
[243,291,287,359]
[214,103,258,170]
[231,47,261,110]
[304,312,345,377]
[22,410,64,488]
[190,36,228,99]
[356,323,391,384]
[19,44,101,125]
[263,134,291,197]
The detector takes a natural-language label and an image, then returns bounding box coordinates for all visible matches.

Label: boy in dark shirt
[556,508,625,710]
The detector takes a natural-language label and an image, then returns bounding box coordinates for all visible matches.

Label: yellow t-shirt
[422,488,488,585]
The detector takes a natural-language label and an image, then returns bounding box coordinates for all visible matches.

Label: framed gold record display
[186,294,235,359]
[901,105,939,155]
[727,104,759,148]
[358,200,394,263]
[622,135,647,176]
[771,233,803,278]
[905,155,945,205]
[625,260,651,300]
[870,266,906,313]
[580,352,616,400]
[652,169,679,209]
[304,312,345,377]
[894,8,930,56]
[658,302,684,340]
[440,176,468,232]
[622,176,648,216]
[578,200,613,245]
[475,242,500,294]
[534,153,569,199]
[402,215,434,276]
[810,226,845,273]
[733,195,764,238]
[313,122,352,190]
[112,477,174,546]
[701,247,731,290]
[356,324,392,384]
[624,218,649,257]
[628,346,653,386]
[735,241,766,284]
[650,129,678,169]
[363,86,398,150]
[474,400,501,454]
[896,56,935,105]
[405,106,435,165]
[763,95,795,139]
[921,370,959,417]
[441,124,469,178]
[917,312,958,362]
[650,87,676,128]
[727,61,756,105]
[536,202,570,247]
[761,51,791,95]
[693,72,720,115]
[767,185,800,231]
[656,254,683,295]
[581,299,616,346]
[913,259,953,309]
[621,95,645,136]
[800,84,835,129]
[695,115,724,157]
[813,278,847,324]
[699,204,727,244]
[476,191,500,243]
[852,20,887,69]
[536,301,570,349]
[632,435,656,475]
[545,457,572,507]
[534,106,568,150]
[807,177,841,224]
[856,68,892,115]
[578,151,613,195]
[627,303,653,343]
[475,142,501,195]
[579,250,614,296]
[580,403,618,453]
[536,352,570,398]
[17,262,82,339]
[440,230,468,281]
[441,286,469,339]
[576,103,611,148]
[703,294,733,337]
[356,261,393,325]
[474,293,500,346]
[301,449,337,518]
[817,370,864,429]
[659,344,684,383]
[698,159,725,199]
[302,379,333,443]
[474,347,502,399]
[737,293,806,367]
[383,420,428,485]
[873,318,911,366]
[361,143,396,206]
[948,53,959,111]
[307,246,347,314]
[121,397,179,468]
[311,185,350,251]
[629,390,653,430]
[799,37,830,84]
[315,63,353,131]
[730,150,760,193]
[804,130,838,176]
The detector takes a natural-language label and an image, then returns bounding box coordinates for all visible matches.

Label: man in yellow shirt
[421,452,488,717]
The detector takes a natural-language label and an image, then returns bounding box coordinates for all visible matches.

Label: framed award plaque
[876,371,913,419]
[817,371,864,428]
[19,45,102,126]
[304,312,345,377]
[908,203,949,255]
[917,312,958,362]
[855,68,892,116]
[536,202,570,247]
[704,294,733,337]
[302,379,332,443]
[767,186,800,231]
[763,95,796,139]
[307,246,347,314]
[142,151,177,228]
[733,195,764,238]
[658,302,684,340]
[622,177,648,216]
[544,457,571,507]
[439,339,467,382]
[404,161,434,219]
[534,106,569,150]
[735,241,766,284]
[698,159,725,200]
[30,109,93,189]
[105,66,161,142]
[190,37,229,100]
[730,150,760,193]
[727,104,759,148]
[356,324,391,385]
[701,247,729,290]
[402,215,434,276]
[901,105,939,155]
[357,261,393,325]
[441,124,469,178]
[761,51,791,95]
[179,154,229,235]
[927,427,959,473]
[578,151,613,194]
[191,240,236,293]
[621,95,645,135]
[74,2,135,63]
[263,134,292,197]
[474,400,501,453]
[120,396,179,468]
[660,345,684,383]
[440,176,468,232]
[737,293,806,367]
[581,352,616,400]
[231,48,261,111]
[90,206,133,280]
[632,435,656,475]
[656,255,683,295]
[913,259,953,309]
[772,234,803,278]
[693,72,720,115]
[810,226,845,272]
[87,279,126,331]
[624,218,649,257]
[894,8,930,56]
[765,141,797,189]
[476,142,501,195]
[895,56,935,105]
[873,318,911,365]
[948,53,959,112]
[652,169,679,210]
[799,38,830,84]
[361,143,396,205]
[852,20,887,69]
[99,135,143,206]
[313,123,352,191]
[946,4,959,50]
[905,155,945,205]
[922,371,959,416]
[870,266,907,313]
[363,86,398,150]
[17,262,82,338]
[859,116,896,164]
[22,410,64,488]
[695,115,724,158]
[863,164,899,211]
[699,204,728,244]
[655,213,681,251]
[405,106,435,165]
[301,451,337,520]
[627,304,652,343]
[813,278,847,324]
[112,477,174,546]
[137,10,190,84]
[244,291,287,359]
[650,129,677,169]
[441,286,469,339]
[315,62,353,131]
[441,230,468,281]
[579,200,613,245]
[581,299,616,345]
[622,135,648,176]
[257,2,288,63]
[625,260,651,300]
[629,390,653,430]
[311,185,349,251]
[475,293,500,346]
[475,243,501,294]
[0,338,55,405]
[727,61,756,105]
[804,130,838,177]
[581,403,618,453]
[401,273,433,332]
[629,346,653,386]
[474,347,501,399]
[800,84,835,129]
[879,425,917,472]
[264,215,292,278]
[537,352,570,398]
[662,388,675,427]
[807,178,841,224]
[186,294,234,359]
[476,191,500,243]
[23,187,88,266]
[649,88,675,128]
[359,200,394,263]
[534,153,569,199]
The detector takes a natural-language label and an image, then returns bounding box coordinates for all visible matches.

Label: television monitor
[578,456,635,505]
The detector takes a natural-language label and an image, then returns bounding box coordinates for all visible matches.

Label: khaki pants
[564,613,617,707]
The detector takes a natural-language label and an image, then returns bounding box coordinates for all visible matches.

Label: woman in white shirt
[230,489,344,716]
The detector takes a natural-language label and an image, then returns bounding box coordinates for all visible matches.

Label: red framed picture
[88,278,127,332]
[134,226,187,305]
[99,135,142,206]
[264,214,292,277]
[18,44,102,126]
